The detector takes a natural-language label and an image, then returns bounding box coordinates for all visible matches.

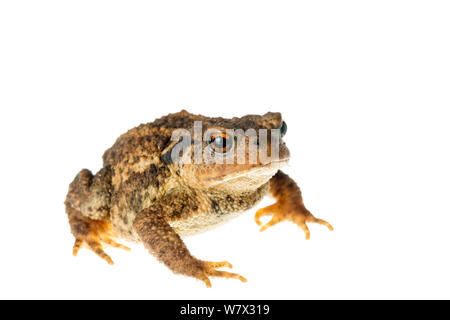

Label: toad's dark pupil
[211,134,230,152]
[280,121,287,137]
[214,136,224,146]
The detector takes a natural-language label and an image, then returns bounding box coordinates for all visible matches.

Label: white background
[0,1,449,299]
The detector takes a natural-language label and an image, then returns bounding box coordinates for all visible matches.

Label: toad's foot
[255,203,333,239]
[70,212,130,265]
[191,260,247,288]
[255,171,333,239]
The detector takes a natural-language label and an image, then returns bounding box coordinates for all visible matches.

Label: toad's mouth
[263,157,290,168]
[207,158,290,185]
[247,158,290,174]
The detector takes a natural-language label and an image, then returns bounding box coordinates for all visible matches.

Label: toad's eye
[209,132,233,153]
[280,121,287,137]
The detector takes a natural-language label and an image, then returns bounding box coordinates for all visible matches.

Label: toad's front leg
[133,206,247,287]
[255,171,333,239]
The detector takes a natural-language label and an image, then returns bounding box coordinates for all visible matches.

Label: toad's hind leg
[67,208,129,264]
[65,169,129,265]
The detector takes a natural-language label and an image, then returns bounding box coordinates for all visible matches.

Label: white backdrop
[1,1,449,299]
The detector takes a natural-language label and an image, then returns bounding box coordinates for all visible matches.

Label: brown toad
[65,110,333,287]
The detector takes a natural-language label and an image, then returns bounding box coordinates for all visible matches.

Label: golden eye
[210,132,233,153]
